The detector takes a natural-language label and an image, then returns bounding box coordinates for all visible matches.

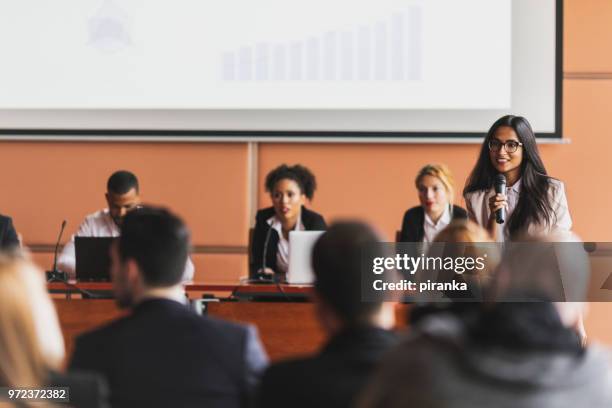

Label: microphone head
[494,174,507,195]
[494,174,507,186]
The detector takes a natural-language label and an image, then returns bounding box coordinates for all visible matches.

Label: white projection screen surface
[0,0,561,140]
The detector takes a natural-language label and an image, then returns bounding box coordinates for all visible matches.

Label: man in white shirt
[58,170,194,280]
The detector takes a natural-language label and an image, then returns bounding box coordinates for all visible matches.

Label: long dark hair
[463,115,556,238]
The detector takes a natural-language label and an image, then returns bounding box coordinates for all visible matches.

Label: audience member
[408,219,499,325]
[69,207,268,408]
[359,235,612,408]
[0,250,108,408]
[0,213,19,249]
[256,221,398,408]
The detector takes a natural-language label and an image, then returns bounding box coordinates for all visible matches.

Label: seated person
[58,170,194,280]
[69,207,268,408]
[0,213,19,249]
[0,250,108,408]
[250,164,326,281]
[256,221,398,408]
[359,235,612,408]
[399,164,467,242]
[408,219,499,325]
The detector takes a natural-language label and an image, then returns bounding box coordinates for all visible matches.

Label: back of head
[119,207,189,287]
[470,233,589,353]
[490,232,589,304]
[0,251,64,387]
[107,170,139,194]
[433,219,491,244]
[433,220,499,280]
[312,221,385,327]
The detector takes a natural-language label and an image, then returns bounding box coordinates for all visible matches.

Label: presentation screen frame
[0,0,563,142]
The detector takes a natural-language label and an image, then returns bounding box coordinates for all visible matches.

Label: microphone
[46,220,100,298]
[256,226,276,283]
[494,174,507,224]
[52,220,67,275]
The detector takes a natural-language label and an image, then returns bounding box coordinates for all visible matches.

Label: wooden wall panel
[258,143,481,242]
[193,254,248,283]
[565,0,612,72]
[557,80,612,241]
[0,142,249,246]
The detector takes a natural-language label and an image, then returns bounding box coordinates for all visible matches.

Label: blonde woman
[0,251,108,407]
[0,251,64,389]
[399,164,468,242]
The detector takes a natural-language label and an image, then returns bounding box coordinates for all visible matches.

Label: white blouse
[423,205,452,243]
[267,214,304,273]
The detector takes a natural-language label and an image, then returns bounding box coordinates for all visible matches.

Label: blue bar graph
[357,26,371,80]
[255,43,269,80]
[221,7,422,82]
[323,31,337,80]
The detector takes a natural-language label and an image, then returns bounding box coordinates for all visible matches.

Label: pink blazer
[463,178,572,241]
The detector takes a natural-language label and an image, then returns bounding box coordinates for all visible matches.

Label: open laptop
[75,237,117,282]
[287,231,325,285]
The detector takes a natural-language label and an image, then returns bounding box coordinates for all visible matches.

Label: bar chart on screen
[221,7,423,82]
[0,0,511,111]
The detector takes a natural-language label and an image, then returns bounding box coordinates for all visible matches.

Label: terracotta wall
[0,143,251,282]
[1,0,611,340]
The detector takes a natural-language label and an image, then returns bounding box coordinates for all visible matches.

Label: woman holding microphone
[463,115,572,241]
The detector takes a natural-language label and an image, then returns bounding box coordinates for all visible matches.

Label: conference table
[49,281,410,362]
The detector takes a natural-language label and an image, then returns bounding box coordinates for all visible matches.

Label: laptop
[287,231,325,285]
[75,237,117,282]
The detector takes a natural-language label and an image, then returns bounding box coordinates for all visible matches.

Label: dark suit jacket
[0,214,19,249]
[249,206,326,277]
[255,327,397,408]
[69,298,268,408]
[48,370,110,408]
[399,205,468,242]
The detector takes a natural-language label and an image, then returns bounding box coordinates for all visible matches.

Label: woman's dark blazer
[0,214,19,249]
[398,205,468,242]
[250,206,327,278]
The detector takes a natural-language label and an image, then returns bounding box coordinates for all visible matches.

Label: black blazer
[69,298,268,408]
[256,327,397,408]
[249,206,327,277]
[399,205,468,242]
[0,214,19,249]
[48,370,110,408]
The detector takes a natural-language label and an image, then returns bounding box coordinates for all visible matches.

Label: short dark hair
[265,164,317,200]
[312,221,383,326]
[107,170,139,195]
[118,206,189,287]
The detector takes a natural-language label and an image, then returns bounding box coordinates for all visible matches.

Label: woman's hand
[487,193,509,236]
[488,193,509,221]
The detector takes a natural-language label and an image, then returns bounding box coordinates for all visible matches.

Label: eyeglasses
[488,139,523,153]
